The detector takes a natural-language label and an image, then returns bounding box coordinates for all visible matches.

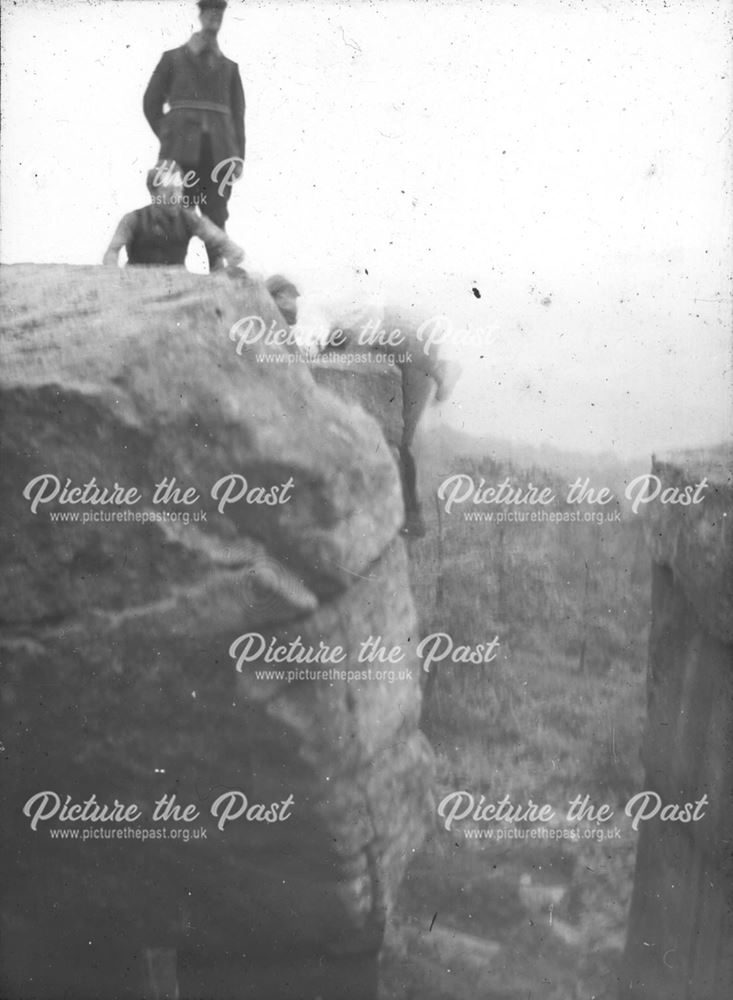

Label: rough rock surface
[0,264,433,998]
[622,447,733,1000]
[311,360,404,452]
[644,450,733,642]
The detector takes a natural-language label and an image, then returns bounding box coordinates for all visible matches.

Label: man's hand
[224,264,248,279]
[434,359,462,402]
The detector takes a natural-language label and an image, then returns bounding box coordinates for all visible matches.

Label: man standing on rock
[143,0,245,271]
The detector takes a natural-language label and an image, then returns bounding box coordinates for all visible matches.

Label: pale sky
[1,0,731,457]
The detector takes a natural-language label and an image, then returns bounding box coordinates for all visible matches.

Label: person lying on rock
[103,163,245,270]
[265,274,300,328]
[323,305,461,538]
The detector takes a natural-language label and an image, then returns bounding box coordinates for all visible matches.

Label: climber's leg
[399,366,434,537]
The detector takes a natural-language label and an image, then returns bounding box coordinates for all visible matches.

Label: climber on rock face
[265,275,300,328]
[103,163,245,269]
[399,343,460,538]
[323,305,461,538]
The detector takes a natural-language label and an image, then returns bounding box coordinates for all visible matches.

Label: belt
[169,100,231,115]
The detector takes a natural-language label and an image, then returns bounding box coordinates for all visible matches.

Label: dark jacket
[143,39,245,168]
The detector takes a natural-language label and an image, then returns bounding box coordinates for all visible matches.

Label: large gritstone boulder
[0,264,434,1000]
[621,448,733,1000]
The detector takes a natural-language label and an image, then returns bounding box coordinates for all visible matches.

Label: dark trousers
[180,134,232,269]
[400,366,433,517]
[399,442,420,515]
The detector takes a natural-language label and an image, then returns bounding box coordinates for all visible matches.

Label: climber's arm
[433,358,462,402]
[103,213,136,266]
[189,213,245,270]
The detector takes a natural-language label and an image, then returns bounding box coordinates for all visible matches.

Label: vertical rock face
[311,360,405,453]
[622,449,733,1000]
[0,265,433,998]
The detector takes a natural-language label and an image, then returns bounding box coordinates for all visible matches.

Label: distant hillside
[416,423,731,511]
[416,421,650,497]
